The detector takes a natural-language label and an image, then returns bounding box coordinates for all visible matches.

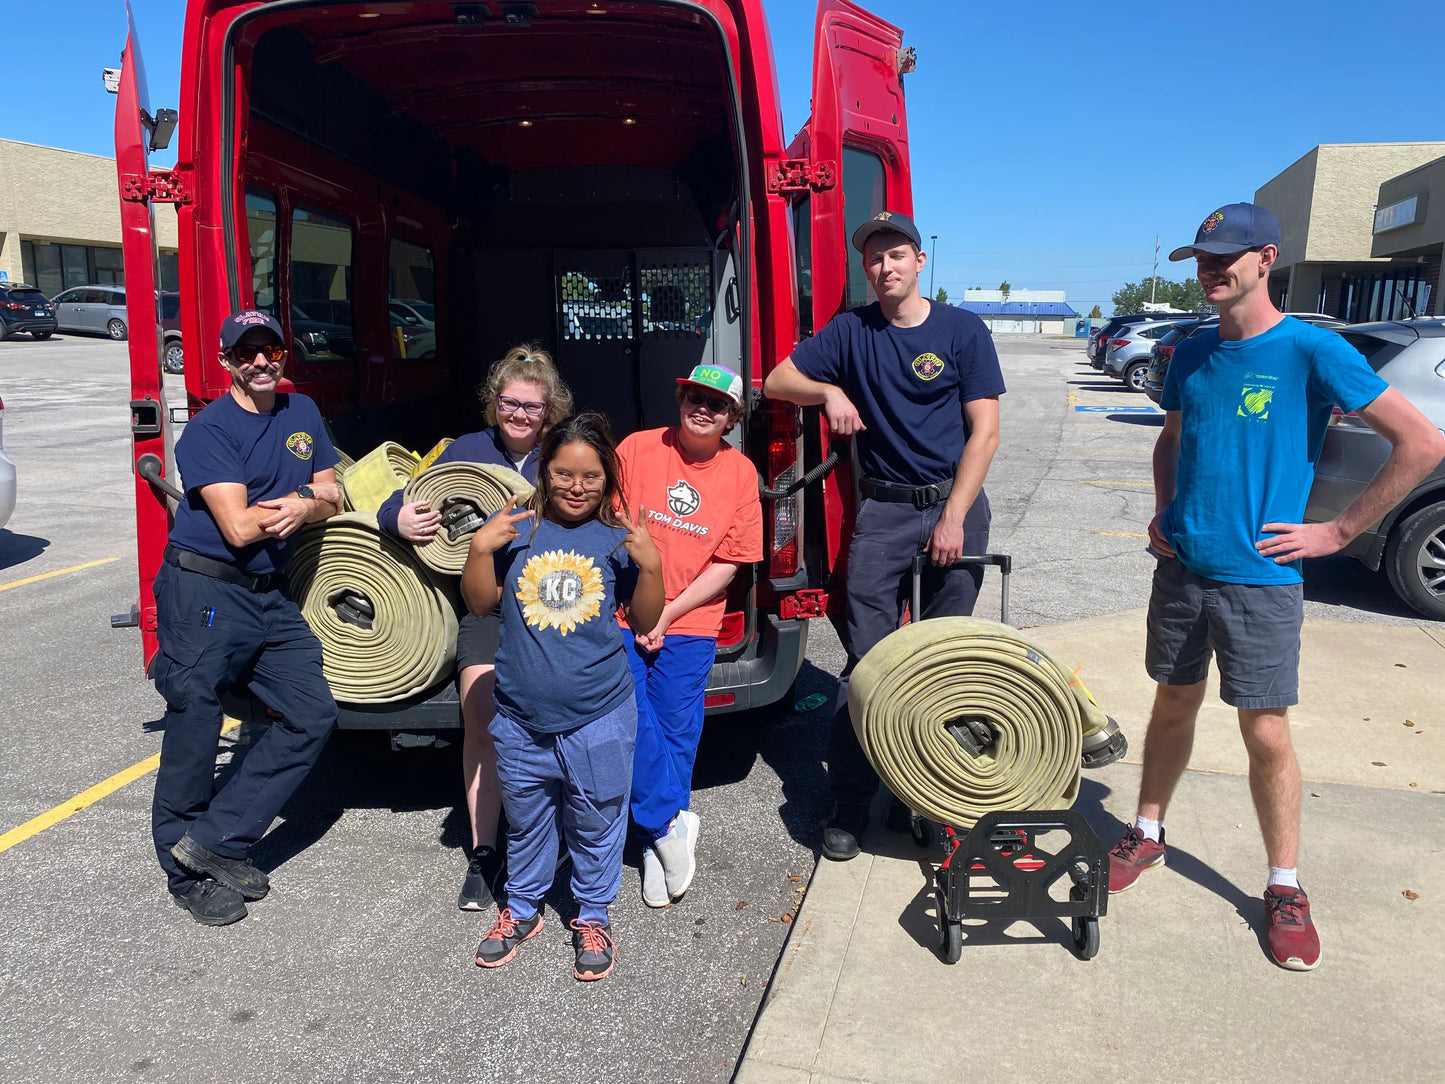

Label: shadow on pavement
[0,530,50,571]
[1107,413,1164,425]
[1067,381,1125,392]
[1302,553,1429,621]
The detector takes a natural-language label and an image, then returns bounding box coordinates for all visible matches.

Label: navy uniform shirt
[376,426,539,536]
[169,392,338,575]
[791,302,1006,485]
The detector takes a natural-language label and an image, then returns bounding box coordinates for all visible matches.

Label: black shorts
[456,610,501,672]
[1145,557,1303,710]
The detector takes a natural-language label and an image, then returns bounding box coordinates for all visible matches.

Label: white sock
[1134,816,1162,843]
[1268,867,1299,889]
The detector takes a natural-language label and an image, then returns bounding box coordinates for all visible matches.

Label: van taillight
[768,411,801,578]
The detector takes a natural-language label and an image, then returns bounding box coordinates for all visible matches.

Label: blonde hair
[481,343,573,436]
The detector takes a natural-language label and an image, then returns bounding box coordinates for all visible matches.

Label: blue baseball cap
[1168,203,1282,262]
[851,210,923,253]
[219,309,284,350]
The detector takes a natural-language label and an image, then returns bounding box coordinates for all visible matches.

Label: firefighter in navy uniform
[151,310,344,925]
[764,212,1006,861]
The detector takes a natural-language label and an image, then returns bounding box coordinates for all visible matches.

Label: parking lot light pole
[929,234,938,298]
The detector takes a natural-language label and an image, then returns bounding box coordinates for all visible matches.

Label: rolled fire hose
[341,442,421,513]
[287,512,460,703]
[401,461,536,575]
[849,617,1120,829]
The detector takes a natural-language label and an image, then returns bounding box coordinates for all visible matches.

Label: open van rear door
[788,0,913,589]
[114,0,178,667]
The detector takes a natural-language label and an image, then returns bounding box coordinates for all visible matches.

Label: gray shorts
[1145,557,1304,709]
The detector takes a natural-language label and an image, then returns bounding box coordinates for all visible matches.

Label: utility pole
[929,234,938,298]
[1150,236,1159,305]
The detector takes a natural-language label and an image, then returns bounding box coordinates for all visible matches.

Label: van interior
[231,1,756,649]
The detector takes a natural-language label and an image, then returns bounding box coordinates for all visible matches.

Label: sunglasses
[498,395,547,418]
[684,389,732,414]
[230,343,285,364]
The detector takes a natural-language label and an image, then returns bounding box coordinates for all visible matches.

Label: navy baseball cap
[851,210,923,253]
[1168,203,1282,262]
[219,309,284,350]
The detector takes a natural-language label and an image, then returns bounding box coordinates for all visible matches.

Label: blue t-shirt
[170,392,339,575]
[1160,317,1388,585]
[790,301,1006,485]
[376,426,540,536]
[492,516,640,733]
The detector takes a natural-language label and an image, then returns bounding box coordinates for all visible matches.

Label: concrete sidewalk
[737,612,1445,1083]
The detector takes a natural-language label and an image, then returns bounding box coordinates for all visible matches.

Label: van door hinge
[120,169,192,205]
[779,589,829,620]
[767,159,837,194]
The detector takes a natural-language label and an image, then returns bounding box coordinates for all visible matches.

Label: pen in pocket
[203,607,215,627]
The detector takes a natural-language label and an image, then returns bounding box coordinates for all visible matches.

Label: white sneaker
[640,844,670,908]
[654,810,700,900]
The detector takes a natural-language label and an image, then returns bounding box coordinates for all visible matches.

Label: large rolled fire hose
[341,442,421,513]
[287,512,460,703]
[401,461,535,575]
[849,617,1122,828]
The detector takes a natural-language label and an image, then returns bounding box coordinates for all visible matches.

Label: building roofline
[0,137,116,163]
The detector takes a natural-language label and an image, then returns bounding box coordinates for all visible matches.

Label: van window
[842,147,886,308]
[290,207,356,363]
[245,191,279,314]
[793,194,813,338]
[388,238,439,362]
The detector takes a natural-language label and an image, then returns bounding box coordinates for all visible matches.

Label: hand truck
[904,553,1109,963]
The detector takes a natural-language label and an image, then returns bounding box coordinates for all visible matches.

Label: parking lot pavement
[0,334,1436,1084]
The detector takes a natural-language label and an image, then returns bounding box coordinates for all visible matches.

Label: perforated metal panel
[558,265,635,341]
[641,260,711,337]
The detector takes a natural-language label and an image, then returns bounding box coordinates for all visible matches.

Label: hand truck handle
[910,552,1012,626]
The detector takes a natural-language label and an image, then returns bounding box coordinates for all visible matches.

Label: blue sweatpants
[623,630,715,840]
[489,700,636,925]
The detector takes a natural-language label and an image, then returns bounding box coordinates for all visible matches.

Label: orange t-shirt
[617,427,763,638]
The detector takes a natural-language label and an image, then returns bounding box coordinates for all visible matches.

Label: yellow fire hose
[341,442,421,513]
[287,512,460,703]
[849,617,1118,828]
[401,461,535,575]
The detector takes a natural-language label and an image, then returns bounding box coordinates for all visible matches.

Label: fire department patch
[912,352,944,381]
[287,432,315,460]
[1200,211,1226,235]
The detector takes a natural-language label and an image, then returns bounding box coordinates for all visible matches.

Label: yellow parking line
[1067,391,1078,407]
[1082,480,1154,488]
[0,720,240,855]
[0,557,120,593]
[1096,531,1149,538]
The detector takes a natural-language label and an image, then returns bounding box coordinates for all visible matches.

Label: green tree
[935,287,949,304]
[998,280,1011,297]
[1088,304,1103,319]
[1111,276,1213,315]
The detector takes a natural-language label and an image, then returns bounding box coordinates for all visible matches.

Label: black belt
[859,477,954,510]
[164,544,284,593]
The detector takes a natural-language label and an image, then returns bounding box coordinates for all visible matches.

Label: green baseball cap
[677,363,744,406]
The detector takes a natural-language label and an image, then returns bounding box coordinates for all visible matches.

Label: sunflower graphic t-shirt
[1159,316,1387,585]
[492,517,640,732]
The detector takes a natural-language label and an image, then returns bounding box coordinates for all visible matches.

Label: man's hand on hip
[1147,513,1176,558]
[927,515,965,567]
[1256,519,1348,563]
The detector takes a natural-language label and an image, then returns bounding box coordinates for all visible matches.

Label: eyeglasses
[498,396,547,418]
[548,469,606,492]
[230,343,285,365]
[683,389,732,414]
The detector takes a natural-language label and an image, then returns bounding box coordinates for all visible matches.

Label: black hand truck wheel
[1072,915,1100,960]
[911,814,939,850]
[934,887,962,964]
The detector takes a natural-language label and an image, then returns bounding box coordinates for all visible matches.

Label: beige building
[1369,155,1445,317]
[0,138,179,296]
[1254,142,1445,319]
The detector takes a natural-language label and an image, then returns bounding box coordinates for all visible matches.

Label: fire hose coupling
[440,497,486,542]
[329,590,375,630]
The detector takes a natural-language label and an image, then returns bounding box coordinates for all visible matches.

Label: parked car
[1142,320,1209,403]
[1088,311,1196,369]
[389,299,436,328]
[0,393,15,530]
[1104,318,1189,390]
[161,292,185,374]
[386,298,437,359]
[290,302,357,364]
[1305,319,1445,619]
[52,284,129,340]
[1285,312,1348,328]
[0,284,57,341]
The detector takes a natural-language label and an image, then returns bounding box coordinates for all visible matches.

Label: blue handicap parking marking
[1074,405,1158,413]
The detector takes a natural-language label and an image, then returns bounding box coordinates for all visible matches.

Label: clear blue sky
[6,0,1444,316]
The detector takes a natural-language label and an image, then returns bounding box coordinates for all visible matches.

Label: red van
[115,0,914,732]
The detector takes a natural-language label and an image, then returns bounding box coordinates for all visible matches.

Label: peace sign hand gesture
[623,505,662,573]
[469,496,535,554]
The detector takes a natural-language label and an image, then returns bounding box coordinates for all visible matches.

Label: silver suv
[1103,318,1189,391]
[52,285,129,340]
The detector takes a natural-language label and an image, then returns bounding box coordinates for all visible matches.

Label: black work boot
[822,802,870,861]
[171,834,270,900]
[171,880,247,926]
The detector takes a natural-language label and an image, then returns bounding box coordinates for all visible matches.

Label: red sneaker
[1264,885,1321,971]
[1107,825,1166,893]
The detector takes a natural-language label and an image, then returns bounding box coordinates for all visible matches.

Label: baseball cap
[850,210,923,253]
[1168,203,1282,262]
[219,309,284,350]
[676,363,744,406]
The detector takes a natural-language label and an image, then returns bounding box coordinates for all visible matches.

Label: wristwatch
[297,484,316,500]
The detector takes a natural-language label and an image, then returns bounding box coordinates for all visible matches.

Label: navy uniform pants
[150,562,337,895]
[828,493,991,806]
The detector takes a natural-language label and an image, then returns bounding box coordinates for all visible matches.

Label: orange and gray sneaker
[570,919,616,981]
[1264,885,1321,971]
[1107,825,1166,893]
[475,906,544,968]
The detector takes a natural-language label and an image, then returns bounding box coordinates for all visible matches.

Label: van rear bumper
[218,614,811,730]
